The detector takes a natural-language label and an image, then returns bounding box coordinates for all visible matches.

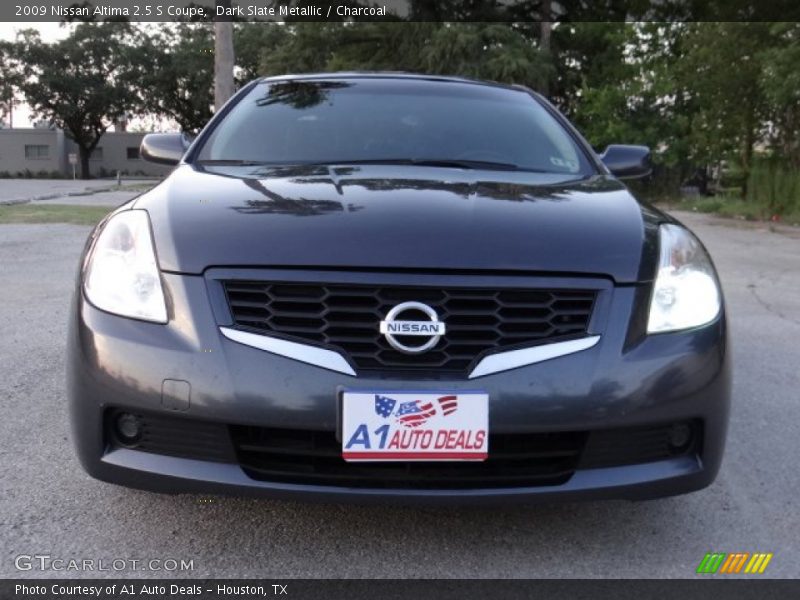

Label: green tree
[0,41,22,125]
[10,23,145,178]
[675,23,774,196]
[259,22,343,75]
[252,22,550,92]
[552,23,637,143]
[551,23,788,198]
[759,23,800,168]
[234,22,291,82]
[138,22,317,133]
[561,23,701,193]
[139,24,215,133]
[325,22,435,73]
[420,23,550,86]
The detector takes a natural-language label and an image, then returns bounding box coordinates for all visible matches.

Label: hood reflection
[216,165,623,218]
[233,177,363,216]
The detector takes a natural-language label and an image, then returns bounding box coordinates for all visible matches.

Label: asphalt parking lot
[1,187,798,578]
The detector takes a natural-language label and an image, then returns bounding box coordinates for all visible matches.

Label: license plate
[341,390,488,461]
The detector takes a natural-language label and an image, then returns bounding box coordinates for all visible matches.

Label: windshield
[195,78,595,175]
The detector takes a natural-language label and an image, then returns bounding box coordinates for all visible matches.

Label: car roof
[258,71,532,94]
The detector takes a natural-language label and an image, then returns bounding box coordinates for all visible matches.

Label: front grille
[222,281,596,375]
[230,426,586,489]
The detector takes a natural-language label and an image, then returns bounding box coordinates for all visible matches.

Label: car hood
[135,164,662,283]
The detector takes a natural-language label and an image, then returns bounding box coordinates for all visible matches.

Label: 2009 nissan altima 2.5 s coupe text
[67,73,730,503]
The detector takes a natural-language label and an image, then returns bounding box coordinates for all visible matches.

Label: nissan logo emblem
[379,301,446,355]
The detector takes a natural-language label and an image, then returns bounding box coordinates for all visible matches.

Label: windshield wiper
[304,158,531,171]
[198,158,557,174]
[196,159,269,166]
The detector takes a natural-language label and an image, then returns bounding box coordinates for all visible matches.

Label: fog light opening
[668,422,693,452]
[115,412,143,445]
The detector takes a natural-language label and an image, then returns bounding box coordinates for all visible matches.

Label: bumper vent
[579,421,701,469]
[222,281,596,375]
[230,426,586,489]
[105,409,235,463]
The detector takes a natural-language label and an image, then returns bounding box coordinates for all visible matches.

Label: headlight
[83,210,167,323]
[647,223,721,333]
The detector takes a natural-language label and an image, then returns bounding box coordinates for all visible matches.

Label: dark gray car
[68,74,730,502]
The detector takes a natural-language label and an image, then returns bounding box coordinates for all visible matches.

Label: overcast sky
[0,22,70,42]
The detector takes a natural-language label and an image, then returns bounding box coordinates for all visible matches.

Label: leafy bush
[1,169,67,179]
[747,163,800,218]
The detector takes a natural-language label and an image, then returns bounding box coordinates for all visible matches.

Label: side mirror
[140,133,191,166]
[599,145,652,179]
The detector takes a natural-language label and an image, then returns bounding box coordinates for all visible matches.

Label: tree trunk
[697,165,710,196]
[214,0,235,111]
[741,112,756,200]
[78,145,91,180]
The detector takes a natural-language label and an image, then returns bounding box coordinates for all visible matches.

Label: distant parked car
[68,73,730,502]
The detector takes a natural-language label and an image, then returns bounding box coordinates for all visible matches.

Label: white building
[0,128,172,178]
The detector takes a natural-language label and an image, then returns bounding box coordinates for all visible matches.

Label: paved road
[1,211,798,579]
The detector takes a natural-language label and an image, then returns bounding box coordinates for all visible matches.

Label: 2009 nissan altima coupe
[68,73,730,502]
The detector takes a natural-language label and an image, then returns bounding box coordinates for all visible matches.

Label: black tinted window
[197,79,593,175]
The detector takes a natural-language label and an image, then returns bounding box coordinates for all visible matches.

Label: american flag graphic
[374,395,396,418]
[373,394,461,428]
[396,400,437,428]
[437,395,458,416]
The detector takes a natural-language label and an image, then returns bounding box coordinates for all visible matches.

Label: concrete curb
[0,178,159,207]
[1,186,150,206]
[0,193,62,206]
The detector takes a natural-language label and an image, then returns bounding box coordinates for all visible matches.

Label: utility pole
[214,0,235,111]
[539,1,552,97]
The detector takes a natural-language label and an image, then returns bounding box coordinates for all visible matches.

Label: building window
[126,147,140,160]
[90,147,103,160]
[25,145,50,159]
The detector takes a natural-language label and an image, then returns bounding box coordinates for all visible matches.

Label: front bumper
[68,271,731,503]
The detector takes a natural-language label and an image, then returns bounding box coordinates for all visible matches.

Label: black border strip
[3,579,799,599]
[3,0,800,23]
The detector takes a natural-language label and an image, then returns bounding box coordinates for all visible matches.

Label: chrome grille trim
[468,335,601,379]
[220,326,600,378]
[220,327,357,376]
